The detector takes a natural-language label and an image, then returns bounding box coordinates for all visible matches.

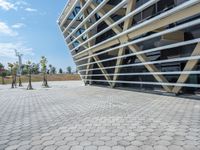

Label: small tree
[18,75,22,87]
[40,56,49,87]
[66,66,72,74]
[0,63,3,73]
[21,64,28,75]
[8,63,15,88]
[75,69,78,74]
[1,72,7,84]
[49,64,52,74]
[59,68,63,74]
[52,67,56,74]
[26,61,33,90]
[32,63,40,74]
[13,63,18,87]
[0,63,6,84]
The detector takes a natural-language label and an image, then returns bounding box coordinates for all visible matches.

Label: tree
[25,61,33,90]
[49,65,56,74]
[49,64,52,74]
[8,63,15,88]
[59,68,63,74]
[40,56,49,87]
[0,63,3,72]
[1,72,7,84]
[21,64,28,75]
[75,69,78,74]
[0,63,6,84]
[32,63,40,74]
[66,66,72,74]
[13,63,18,87]
[52,67,56,74]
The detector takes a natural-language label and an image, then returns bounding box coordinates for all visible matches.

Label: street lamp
[14,49,23,86]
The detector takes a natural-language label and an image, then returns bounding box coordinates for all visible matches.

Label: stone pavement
[0,81,200,150]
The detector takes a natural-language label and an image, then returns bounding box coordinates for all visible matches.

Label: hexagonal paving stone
[56,145,71,150]
[154,145,168,150]
[71,146,84,150]
[98,146,111,150]
[111,146,125,150]
[168,145,184,150]
[125,146,139,150]
[84,145,98,150]
[0,81,200,150]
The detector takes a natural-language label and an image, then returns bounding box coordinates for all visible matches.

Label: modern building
[58,0,200,95]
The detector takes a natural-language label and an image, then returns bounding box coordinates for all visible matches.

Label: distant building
[58,0,200,95]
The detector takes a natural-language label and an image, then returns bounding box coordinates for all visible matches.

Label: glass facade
[58,0,200,96]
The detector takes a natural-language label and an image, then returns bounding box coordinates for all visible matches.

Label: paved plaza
[0,81,200,150]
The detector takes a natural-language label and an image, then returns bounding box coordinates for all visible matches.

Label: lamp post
[15,49,23,86]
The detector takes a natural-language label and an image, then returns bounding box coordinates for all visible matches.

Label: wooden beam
[75,3,200,59]
[103,4,126,16]
[67,30,88,49]
[81,0,112,86]
[172,43,200,94]
[89,2,123,34]
[93,56,113,87]
[80,0,93,83]
[128,3,200,39]
[128,45,172,92]
[112,0,136,87]
[89,1,172,92]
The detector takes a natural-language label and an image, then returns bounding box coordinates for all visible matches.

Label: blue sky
[0,0,75,71]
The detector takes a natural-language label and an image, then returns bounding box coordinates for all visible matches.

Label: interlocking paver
[125,146,139,150]
[17,145,32,150]
[111,146,125,150]
[57,145,70,150]
[30,145,44,150]
[140,145,154,150]
[71,145,84,150]
[98,146,111,150]
[84,145,97,150]
[154,145,168,150]
[92,141,104,146]
[168,145,184,150]
[0,81,199,150]
[43,145,57,150]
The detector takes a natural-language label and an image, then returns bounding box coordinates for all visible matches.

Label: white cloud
[15,0,28,6]
[0,42,34,58]
[0,21,18,36]
[12,23,26,29]
[25,7,37,12]
[0,0,32,11]
[0,0,16,11]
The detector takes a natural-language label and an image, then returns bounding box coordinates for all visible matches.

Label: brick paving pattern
[0,81,200,150]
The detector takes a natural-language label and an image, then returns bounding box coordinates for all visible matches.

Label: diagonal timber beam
[93,56,112,86]
[89,1,172,92]
[89,2,122,34]
[128,45,172,92]
[80,0,93,83]
[75,2,200,59]
[80,0,112,86]
[66,30,91,81]
[92,57,113,87]
[67,31,88,49]
[68,29,112,86]
[85,57,93,82]
[172,43,200,94]
[112,0,136,87]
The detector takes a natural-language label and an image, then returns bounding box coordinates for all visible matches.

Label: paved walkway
[0,81,200,150]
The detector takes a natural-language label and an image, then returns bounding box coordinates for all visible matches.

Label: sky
[0,0,75,71]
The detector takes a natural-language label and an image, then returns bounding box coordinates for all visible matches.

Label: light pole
[15,49,23,86]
